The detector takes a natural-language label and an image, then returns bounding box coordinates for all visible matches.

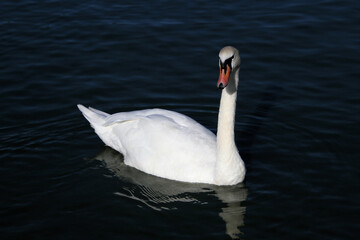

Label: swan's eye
[224,57,233,69]
[220,55,234,74]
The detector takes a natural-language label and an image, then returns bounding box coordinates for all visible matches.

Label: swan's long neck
[215,67,245,185]
[217,69,238,151]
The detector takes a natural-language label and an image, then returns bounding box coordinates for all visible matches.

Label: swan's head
[217,46,241,89]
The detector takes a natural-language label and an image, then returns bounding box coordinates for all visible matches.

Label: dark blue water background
[1,0,359,239]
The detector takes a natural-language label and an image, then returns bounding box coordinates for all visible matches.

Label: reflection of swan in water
[93,147,247,239]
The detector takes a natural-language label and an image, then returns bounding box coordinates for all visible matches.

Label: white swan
[78,46,245,185]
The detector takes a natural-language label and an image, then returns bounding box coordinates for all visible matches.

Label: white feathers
[78,46,245,185]
[78,106,217,183]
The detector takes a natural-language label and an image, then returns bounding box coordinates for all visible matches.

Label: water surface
[1,0,359,239]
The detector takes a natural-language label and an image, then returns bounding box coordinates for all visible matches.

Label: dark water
[1,0,359,239]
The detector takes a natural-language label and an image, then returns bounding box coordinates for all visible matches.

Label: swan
[78,46,245,185]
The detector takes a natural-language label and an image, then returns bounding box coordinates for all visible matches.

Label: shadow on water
[93,147,248,239]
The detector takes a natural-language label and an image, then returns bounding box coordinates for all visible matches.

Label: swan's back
[78,105,217,183]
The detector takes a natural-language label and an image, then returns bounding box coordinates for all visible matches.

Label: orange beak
[217,64,231,89]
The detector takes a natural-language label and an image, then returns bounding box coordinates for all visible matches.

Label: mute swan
[78,46,245,185]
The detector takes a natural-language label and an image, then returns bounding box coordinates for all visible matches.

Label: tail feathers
[77,104,108,127]
[89,107,110,118]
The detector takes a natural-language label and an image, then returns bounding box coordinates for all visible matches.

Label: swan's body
[78,46,245,185]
